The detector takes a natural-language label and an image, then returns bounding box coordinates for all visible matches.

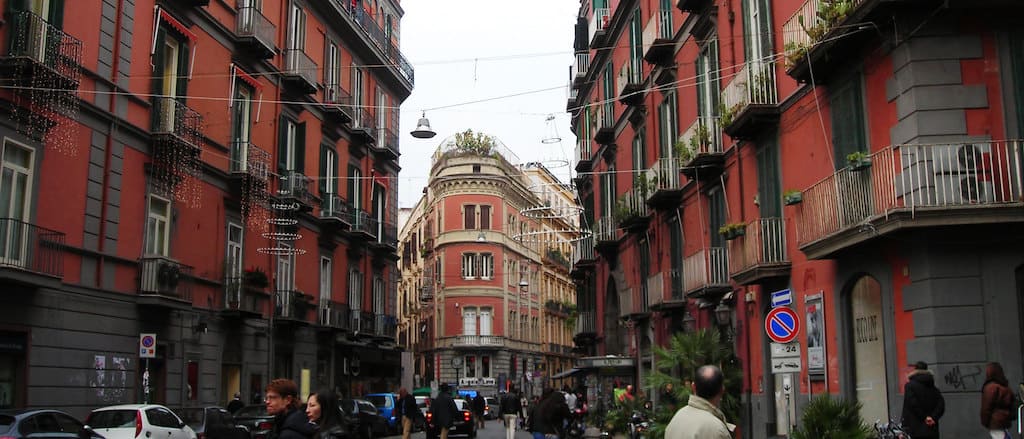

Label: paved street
[381,419,535,439]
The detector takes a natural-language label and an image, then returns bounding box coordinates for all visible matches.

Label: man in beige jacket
[664,365,733,439]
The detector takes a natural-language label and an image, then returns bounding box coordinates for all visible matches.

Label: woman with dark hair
[307,389,348,439]
[266,378,315,439]
[981,362,1014,439]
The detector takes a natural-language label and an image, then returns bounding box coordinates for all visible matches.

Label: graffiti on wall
[89,355,132,403]
[943,364,982,391]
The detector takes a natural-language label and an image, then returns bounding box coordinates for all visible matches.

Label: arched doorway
[848,275,889,422]
[604,277,623,354]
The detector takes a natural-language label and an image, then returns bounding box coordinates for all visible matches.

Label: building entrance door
[849,275,889,423]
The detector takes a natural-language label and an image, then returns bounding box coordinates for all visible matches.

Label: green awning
[413,387,433,396]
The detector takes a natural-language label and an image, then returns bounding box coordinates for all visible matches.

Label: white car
[87,405,197,439]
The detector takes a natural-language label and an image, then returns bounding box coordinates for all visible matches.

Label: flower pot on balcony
[783,191,803,206]
[718,223,746,241]
[846,152,872,171]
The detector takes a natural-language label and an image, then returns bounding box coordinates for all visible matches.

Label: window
[463,205,476,229]
[462,253,477,279]
[600,164,615,218]
[464,356,476,378]
[320,257,332,301]
[481,355,491,377]
[743,0,773,65]
[639,239,650,310]
[709,187,726,248]
[463,307,476,335]
[372,184,385,239]
[830,75,867,169]
[632,128,646,174]
[480,253,494,279]
[348,267,362,310]
[324,40,340,98]
[287,3,306,51]
[277,118,305,173]
[348,166,362,209]
[628,9,642,82]
[696,40,720,147]
[319,146,337,196]
[602,62,614,125]
[276,243,294,291]
[479,308,492,335]
[226,223,243,281]
[479,205,491,230]
[669,213,683,299]
[352,66,364,126]
[145,195,171,256]
[376,88,387,147]
[373,275,385,314]
[230,82,254,174]
[756,134,782,218]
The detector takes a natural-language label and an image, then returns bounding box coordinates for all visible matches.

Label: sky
[396,0,581,208]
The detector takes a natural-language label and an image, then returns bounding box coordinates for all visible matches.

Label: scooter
[566,408,587,439]
[627,411,649,439]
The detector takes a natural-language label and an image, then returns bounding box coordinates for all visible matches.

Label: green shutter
[830,77,866,169]
[49,0,64,29]
[176,39,189,100]
[277,116,288,173]
[741,0,752,63]
[759,0,774,57]
[347,166,356,202]
[151,29,166,96]
[319,145,328,195]
[757,133,782,218]
[295,122,306,173]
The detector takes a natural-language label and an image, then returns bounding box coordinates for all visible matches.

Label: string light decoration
[151,97,204,208]
[257,175,307,257]
[6,11,83,156]
[238,145,271,234]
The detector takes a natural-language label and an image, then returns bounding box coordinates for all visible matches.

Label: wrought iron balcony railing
[572,52,590,81]
[375,127,400,157]
[575,310,597,335]
[229,141,270,182]
[0,218,65,278]
[275,289,310,320]
[319,299,350,330]
[682,247,730,295]
[283,48,317,92]
[152,97,204,149]
[594,217,620,244]
[235,6,275,57]
[6,11,82,88]
[642,9,674,63]
[729,217,789,276]
[374,313,397,338]
[589,8,611,46]
[324,83,354,121]
[223,276,263,314]
[679,116,723,159]
[139,257,193,302]
[320,194,351,221]
[721,60,778,123]
[277,170,311,202]
[572,234,595,265]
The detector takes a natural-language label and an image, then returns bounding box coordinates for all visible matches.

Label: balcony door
[479,309,492,336]
[159,37,180,131]
[0,140,34,267]
[376,89,387,147]
[237,0,261,34]
[463,308,477,336]
[225,222,243,296]
[230,85,252,173]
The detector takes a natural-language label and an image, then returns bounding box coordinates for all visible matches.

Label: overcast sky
[396,0,581,208]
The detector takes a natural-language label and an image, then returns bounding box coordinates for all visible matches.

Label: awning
[551,368,583,379]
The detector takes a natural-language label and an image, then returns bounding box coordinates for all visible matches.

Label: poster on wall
[805,293,826,374]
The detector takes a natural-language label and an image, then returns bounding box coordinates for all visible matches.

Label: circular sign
[451,357,463,368]
[765,307,800,344]
[141,335,155,348]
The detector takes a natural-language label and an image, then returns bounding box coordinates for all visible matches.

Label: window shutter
[295,122,306,173]
[347,166,356,204]
[479,205,490,229]
[277,116,288,173]
[176,39,190,100]
[151,30,166,96]
[49,0,64,28]
[464,205,475,229]
[759,0,774,57]
[741,0,752,63]
[319,145,328,195]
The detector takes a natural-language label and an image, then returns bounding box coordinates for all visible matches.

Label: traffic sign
[139,333,157,358]
[765,307,800,344]
[771,358,802,373]
[770,289,793,308]
[770,342,800,359]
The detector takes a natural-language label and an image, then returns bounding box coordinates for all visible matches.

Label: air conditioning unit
[140,258,181,294]
[934,143,995,204]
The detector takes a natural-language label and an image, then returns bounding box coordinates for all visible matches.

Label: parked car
[414,396,430,418]
[0,409,105,439]
[231,405,273,439]
[482,397,499,420]
[425,399,475,439]
[340,399,387,439]
[173,407,249,439]
[87,405,196,439]
[362,393,398,434]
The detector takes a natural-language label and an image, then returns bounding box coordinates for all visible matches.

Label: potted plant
[846,151,872,171]
[718,223,747,240]
[244,266,269,289]
[674,139,694,163]
[783,189,803,206]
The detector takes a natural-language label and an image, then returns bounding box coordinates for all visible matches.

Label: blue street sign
[771,289,793,308]
[765,307,800,344]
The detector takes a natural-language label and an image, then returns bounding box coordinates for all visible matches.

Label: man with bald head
[664,365,732,439]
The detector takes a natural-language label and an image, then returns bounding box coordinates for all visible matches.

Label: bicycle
[873,419,910,439]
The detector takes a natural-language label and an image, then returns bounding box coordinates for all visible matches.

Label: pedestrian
[227,392,245,414]
[472,394,486,429]
[981,362,1015,439]
[432,384,459,439]
[664,365,732,439]
[901,361,944,438]
[265,378,315,439]
[661,383,679,413]
[563,386,577,410]
[306,389,345,439]
[396,388,422,439]
[536,388,571,439]
[500,387,524,439]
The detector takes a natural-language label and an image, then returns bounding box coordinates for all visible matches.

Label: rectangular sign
[771,289,793,308]
[805,293,826,374]
[771,357,802,374]
[139,333,156,358]
[771,342,800,359]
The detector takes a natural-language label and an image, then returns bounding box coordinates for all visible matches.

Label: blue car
[364,393,399,434]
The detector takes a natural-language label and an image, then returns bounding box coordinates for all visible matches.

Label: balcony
[615,186,651,233]
[728,217,790,285]
[152,97,203,162]
[276,290,312,323]
[323,83,354,125]
[682,247,731,299]
[348,208,378,241]
[593,102,615,145]
[678,116,725,180]
[350,108,378,144]
[138,257,193,309]
[643,9,674,65]
[320,195,352,228]
[677,0,713,13]
[617,59,645,106]
[374,313,397,339]
[373,126,400,160]
[645,157,685,209]
[544,248,572,271]
[574,310,597,338]
[348,309,368,333]
[276,171,313,207]
[575,136,595,173]
[352,6,415,87]
[229,141,270,189]
[319,300,351,331]
[589,8,611,48]
[720,60,779,139]
[282,48,317,94]
[0,218,65,287]
[1,11,82,94]
[222,276,267,317]
[372,223,399,252]
[594,217,621,253]
[572,52,590,87]
[451,335,506,348]
[795,140,1024,259]
[571,235,596,277]
[235,6,275,59]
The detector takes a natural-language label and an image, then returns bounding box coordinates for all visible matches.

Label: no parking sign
[139,333,157,358]
[765,308,800,344]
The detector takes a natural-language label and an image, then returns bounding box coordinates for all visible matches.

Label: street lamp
[411,112,437,139]
[682,310,696,332]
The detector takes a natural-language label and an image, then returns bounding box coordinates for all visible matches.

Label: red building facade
[570,0,1024,437]
[0,0,411,416]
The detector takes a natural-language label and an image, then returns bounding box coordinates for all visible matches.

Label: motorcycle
[627,411,649,439]
[873,419,910,439]
[566,408,587,439]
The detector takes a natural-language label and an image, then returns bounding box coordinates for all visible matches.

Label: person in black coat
[396,388,423,439]
[471,394,486,429]
[266,379,315,439]
[307,389,348,439]
[901,361,945,439]
[432,384,460,439]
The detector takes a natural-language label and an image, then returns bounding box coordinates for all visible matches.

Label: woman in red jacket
[980,362,1014,439]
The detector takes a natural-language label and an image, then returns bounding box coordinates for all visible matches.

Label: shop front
[574,355,636,411]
